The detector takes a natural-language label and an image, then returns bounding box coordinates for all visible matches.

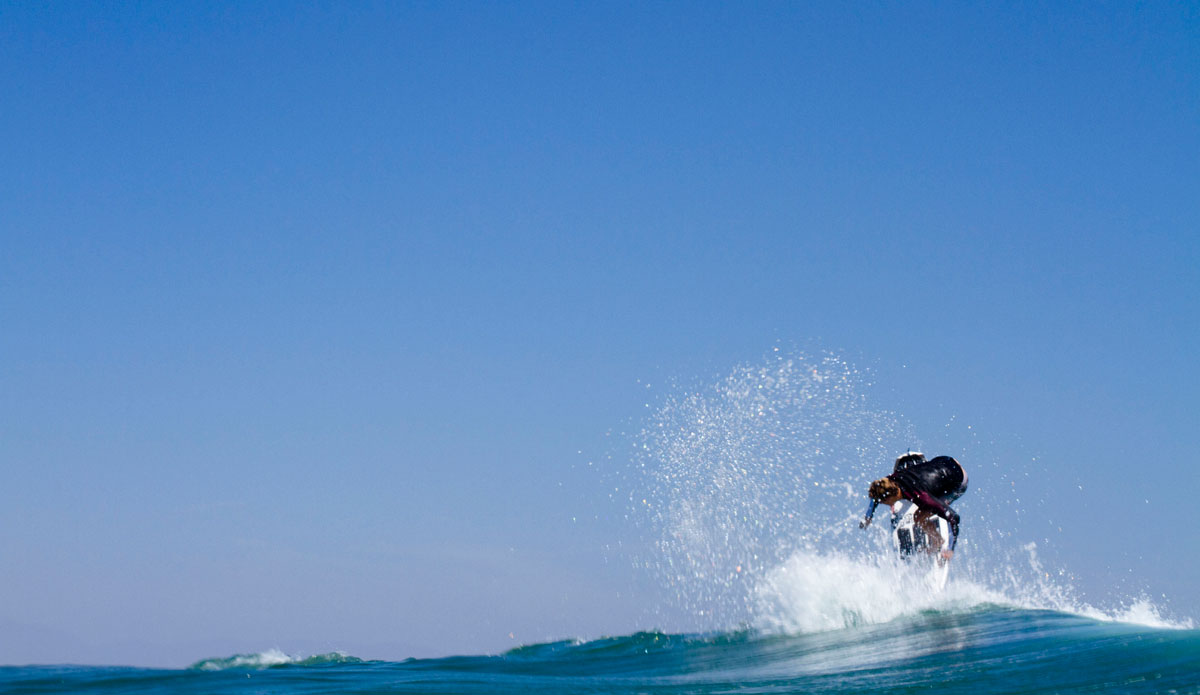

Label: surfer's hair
[868,478,900,502]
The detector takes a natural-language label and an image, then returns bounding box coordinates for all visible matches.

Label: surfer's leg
[913,509,944,551]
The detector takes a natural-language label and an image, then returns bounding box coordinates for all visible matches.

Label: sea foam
[752,548,1193,635]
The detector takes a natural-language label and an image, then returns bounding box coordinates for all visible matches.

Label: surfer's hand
[859,518,871,529]
[940,550,954,561]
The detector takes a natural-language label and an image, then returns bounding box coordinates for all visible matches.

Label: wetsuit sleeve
[910,490,960,550]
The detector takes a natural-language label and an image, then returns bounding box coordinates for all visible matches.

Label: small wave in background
[189,650,362,671]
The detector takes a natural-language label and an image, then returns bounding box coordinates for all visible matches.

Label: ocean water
[2,607,1197,694]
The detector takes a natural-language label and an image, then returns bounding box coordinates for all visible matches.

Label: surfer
[858,452,967,560]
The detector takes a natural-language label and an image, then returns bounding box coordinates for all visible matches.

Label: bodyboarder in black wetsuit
[859,452,968,561]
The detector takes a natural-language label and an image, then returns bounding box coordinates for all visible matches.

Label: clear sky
[2,1,1197,668]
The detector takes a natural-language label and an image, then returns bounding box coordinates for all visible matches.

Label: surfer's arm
[911,490,960,550]
[859,498,879,529]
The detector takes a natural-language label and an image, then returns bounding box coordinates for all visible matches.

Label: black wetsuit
[863,456,967,550]
[893,456,967,502]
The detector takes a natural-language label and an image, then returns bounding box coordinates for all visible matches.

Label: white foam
[752,548,1194,634]
[1106,599,1192,629]
[753,551,1004,633]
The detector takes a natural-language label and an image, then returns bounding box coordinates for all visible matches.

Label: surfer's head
[868,478,902,504]
[893,451,925,472]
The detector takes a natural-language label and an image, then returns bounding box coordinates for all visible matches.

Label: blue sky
[2,1,1197,667]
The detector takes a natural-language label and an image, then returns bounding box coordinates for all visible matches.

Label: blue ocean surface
[3,607,1197,694]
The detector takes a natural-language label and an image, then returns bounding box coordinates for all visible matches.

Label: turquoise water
[3,607,1197,694]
